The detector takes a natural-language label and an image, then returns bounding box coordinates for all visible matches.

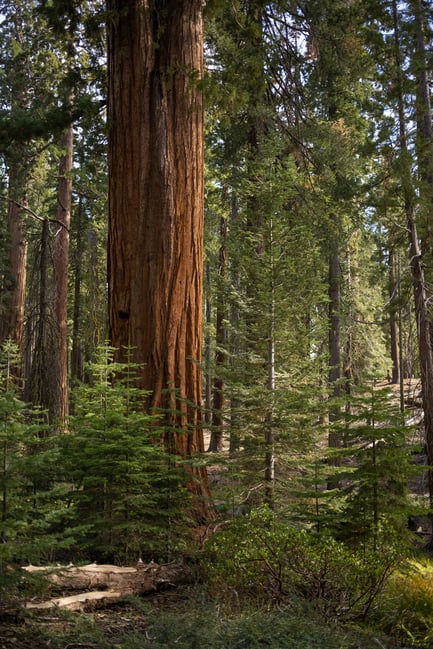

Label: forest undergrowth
[0,583,428,649]
[1,375,432,648]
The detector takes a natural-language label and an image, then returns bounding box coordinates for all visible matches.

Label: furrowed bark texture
[107,1,211,519]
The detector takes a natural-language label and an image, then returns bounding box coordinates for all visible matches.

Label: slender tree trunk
[27,219,58,418]
[204,262,212,427]
[0,8,29,368]
[53,125,73,426]
[0,165,28,359]
[88,227,104,348]
[412,0,433,231]
[71,195,84,383]
[107,0,212,521]
[328,214,342,443]
[411,0,433,503]
[229,195,241,455]
[264,218,275,507]
[326,214,343,488]
[393,0,433,502]
[388,248,400,384]
[208,213,228,453]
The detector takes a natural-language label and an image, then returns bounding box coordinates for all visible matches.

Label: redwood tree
[107,0,212,520]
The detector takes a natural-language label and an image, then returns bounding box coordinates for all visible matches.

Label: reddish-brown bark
[0,166,28,357]
[107,1,212,520]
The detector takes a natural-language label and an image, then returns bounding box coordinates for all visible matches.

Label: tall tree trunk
[0,7,30,371]
[412,0,433,234]
[0,165,28,359]
[388,248,400,385]
[27,218,59,419]
[328,214,342,442]
[53,125,73,426]
[264,218,275,507]
[208,213,228,453]
[88,227,104,348]
[243,1,275,500]
[229,195,241,455]
[71,194,84,384]
[204,262,212,427]
[393,0,433,502]
[107,0,212,521]
[411,0,433,503]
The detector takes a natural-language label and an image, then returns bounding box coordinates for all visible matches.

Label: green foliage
[336,382,416,551]
[373,559,433,648]
[0,341,64,594]
[203,507,398,622]
[121,603,390,649]
[284,379,416,553]
[8,592,401,649]
[63,345,189,562]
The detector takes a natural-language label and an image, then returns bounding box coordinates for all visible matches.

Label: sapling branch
[4,197,70,232]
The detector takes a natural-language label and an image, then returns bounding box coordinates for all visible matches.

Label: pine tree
[338,381,414,552]
[63,346,189,562]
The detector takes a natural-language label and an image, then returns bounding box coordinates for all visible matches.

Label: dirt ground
[0,591,175,649]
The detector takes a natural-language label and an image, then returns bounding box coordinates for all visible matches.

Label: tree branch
[3,197,70,232]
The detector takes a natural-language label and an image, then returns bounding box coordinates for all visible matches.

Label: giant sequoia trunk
[107,1,211,520]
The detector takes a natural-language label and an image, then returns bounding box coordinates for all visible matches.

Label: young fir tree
[290,379,415,553]
[333,380,415,552]
[63,345,189,563]
[0,340,64,581]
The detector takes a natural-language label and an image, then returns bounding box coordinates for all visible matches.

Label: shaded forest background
[2,1,433,645]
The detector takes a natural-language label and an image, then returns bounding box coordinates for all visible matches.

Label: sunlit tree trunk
[71,194,84,383]
[107,0,212,521]
[53,125,73,426]
[0,6,30,365]
[388,247,400,385]
[0,165,28,359]
[208,212,228,453]
[393,0,433,503]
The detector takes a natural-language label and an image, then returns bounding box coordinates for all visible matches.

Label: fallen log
[25,590,124,612]
[22,561,192,612]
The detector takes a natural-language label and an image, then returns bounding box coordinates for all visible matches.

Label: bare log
[25,590,124,612]
[22,561,192,611]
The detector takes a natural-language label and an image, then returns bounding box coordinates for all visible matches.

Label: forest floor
[0,594,159,649]
[0,587,424,649]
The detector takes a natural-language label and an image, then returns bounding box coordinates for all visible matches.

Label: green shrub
[374,559,433,647]
[203,507,398,622]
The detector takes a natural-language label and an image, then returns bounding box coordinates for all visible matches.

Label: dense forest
[2,1,433,647]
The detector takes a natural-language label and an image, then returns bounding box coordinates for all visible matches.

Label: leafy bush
[203,507,398,622]
[374,560,433,647]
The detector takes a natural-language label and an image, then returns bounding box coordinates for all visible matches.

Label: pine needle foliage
[0,341,63,594]
[63,344,189,563]
[336,380,416,552]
